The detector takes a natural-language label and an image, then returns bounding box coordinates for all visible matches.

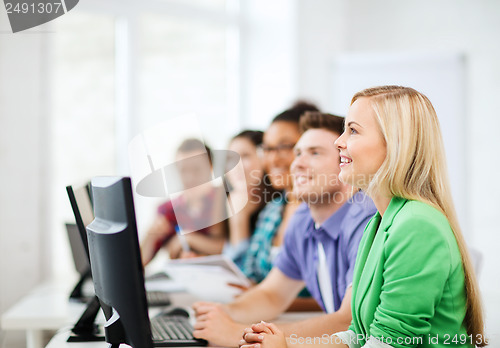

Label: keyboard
[147,291,172,307]
[151,314,207,347]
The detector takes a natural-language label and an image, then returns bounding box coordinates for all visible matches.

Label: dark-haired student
[192,112,376,347]
[223,130,270,265]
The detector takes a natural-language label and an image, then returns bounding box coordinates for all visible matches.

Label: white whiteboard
[329,52,468,231]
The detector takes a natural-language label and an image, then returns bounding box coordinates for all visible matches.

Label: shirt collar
[379,196,408,232]
[307,198,353,240]
[320,199,353,239]
[305,191,373,240]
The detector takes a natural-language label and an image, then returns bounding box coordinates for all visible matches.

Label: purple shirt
[274,191,376,312]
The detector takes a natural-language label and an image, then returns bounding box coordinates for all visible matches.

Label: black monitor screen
[86,176,153,348]
[66,183,94,261]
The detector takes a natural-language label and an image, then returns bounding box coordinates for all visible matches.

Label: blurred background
[1,0,499,346]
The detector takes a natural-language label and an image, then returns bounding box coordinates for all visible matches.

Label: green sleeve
[369,216,453,347]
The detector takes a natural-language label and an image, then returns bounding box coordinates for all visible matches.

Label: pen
[175,225,190,252]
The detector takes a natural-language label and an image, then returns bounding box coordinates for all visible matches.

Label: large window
[49,0,239,277]
[49,12,116,277]
[138,13,227,142]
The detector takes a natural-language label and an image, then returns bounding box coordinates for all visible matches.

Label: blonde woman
[240,86,486,348]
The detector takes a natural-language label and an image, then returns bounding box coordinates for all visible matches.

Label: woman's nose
[334,132,346,150]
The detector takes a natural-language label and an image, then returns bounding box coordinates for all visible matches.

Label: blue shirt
[274,191,376,312]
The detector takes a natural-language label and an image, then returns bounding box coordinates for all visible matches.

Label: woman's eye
[350,127,357,134]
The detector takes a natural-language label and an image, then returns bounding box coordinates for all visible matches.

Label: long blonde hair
[352,85,486,346]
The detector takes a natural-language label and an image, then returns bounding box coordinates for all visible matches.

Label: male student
[192,111,376,347]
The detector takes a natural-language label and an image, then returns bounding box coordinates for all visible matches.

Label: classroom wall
[0,13,52,315]
[296,0,348,106]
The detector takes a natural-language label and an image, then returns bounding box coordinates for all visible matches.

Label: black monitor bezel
[86,176,154,348]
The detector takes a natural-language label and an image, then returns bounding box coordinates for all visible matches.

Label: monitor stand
[69,269,92,302]
[67,296,105,342]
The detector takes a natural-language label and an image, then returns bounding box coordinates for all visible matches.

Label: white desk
[46,331,107,348]
[45,309,321,348]
[1,272,185,348]
[1,280,189,348]
[44,291,224,348]
[1,281,88,348]
[45,329,215,348]
[2,281,322,348]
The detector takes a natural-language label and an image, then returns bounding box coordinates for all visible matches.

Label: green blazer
[349,197,471,347]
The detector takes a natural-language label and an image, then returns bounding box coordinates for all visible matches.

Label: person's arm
[192,268,304,347]
[241,322,349,348]
[362,215,457,345]
[180,197,228,255]
[278,287,352,337]
[140,215,174,266]
[183,232,225,255]
[225,267,305,323]
[228,207,254,246]
[227,187,263,246]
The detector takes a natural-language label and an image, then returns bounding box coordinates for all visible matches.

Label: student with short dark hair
[235,102,319,284]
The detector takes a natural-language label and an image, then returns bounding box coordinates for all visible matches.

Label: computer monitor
[65,222,91,279]
[66,184,105,342]
[66,183,93,301]
[86,176,154,348]
[67,183,100,302]
[66,183,94,261]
